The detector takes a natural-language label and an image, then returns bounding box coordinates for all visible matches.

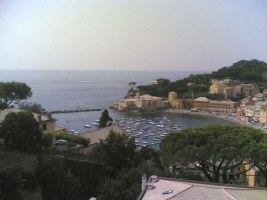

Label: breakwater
[50,108,102,114]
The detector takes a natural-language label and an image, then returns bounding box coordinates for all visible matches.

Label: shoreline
[165,109,267,132]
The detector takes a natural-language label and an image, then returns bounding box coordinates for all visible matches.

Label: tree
[128,82,137,97]
[139,146,163,171]
[98,109,113,128]
[157,78,170,85]
[18,102,45,114]
[88,131,137,176]
[160,125,264,184]
[98,168,142,200]
[128,82,137,89]
[249,134,267,186]
[0,111,42,153]
[0,81,32,110]
[41,133,54,149]
[0,167,23,200]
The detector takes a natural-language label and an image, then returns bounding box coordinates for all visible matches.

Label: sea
[0,70,234,134]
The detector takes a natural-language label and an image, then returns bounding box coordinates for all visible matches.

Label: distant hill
[210,59,267,82]
[137,59,267,99]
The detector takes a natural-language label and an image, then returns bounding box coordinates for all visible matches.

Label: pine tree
[98,109,113,128]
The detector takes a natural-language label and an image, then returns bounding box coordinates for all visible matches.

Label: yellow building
[116,93,166,111]
[193,97,237,112]
[210,83,225,94]
[169,99,184,109]
[210,79,260,99]
[168,91,177,101]
[168,91,193,109]
[168,91,183,109]
[136,94,165,111]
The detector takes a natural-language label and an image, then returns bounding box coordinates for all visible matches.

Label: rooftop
[81,124,126,144]
[0,108,55,123]
[140,177,267,200]
[194,97,210,102]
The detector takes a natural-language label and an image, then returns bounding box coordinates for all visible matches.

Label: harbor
[116,116,183,150]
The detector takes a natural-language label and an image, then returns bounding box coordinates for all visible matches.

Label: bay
[0,70,234,133]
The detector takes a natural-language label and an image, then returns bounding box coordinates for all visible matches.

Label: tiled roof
[81,124,126,144]
[141,178,267,200]
[171,185,234,200]
[226,188,267,200]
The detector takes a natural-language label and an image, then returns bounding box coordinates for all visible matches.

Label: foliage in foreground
[0,111,42,153]
[88,131,137,175]
[0,151,40,200]
[160,125,267,185]
[88,131,164,199]
[55,131,90,146]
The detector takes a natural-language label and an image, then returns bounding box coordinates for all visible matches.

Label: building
[81,124,126,145]
[136,94,166,111]
[168,91,192,110]
[138,176,267,200]
[115,93,167,112]
[117,99,136,111]
[242,84,261,97]
[80,124,126,154]
[192,97,237,112]
[0,108,56,137]
[150,80,158,85]
[209,79,259,99]
[168,91,177,102]
[243,102,267,123]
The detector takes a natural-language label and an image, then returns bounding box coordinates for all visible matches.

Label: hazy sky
[0,0,266,71]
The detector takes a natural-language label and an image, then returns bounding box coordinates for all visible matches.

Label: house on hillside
[209,78,260,99]
[0,108,56,140]
[80,124,126,154]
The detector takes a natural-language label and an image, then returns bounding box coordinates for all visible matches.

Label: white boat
[157,124,165,128]
[84,124,91,128]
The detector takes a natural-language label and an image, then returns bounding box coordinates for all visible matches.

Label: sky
[0,0,267,71]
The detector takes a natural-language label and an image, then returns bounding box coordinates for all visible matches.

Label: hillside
[136,59,267,99]
[211,59,267,82]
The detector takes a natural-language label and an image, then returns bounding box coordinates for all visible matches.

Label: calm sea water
[1,70,234,133]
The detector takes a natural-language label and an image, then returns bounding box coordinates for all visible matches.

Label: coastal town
[112,78,267,132]
[2,65,267,199]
